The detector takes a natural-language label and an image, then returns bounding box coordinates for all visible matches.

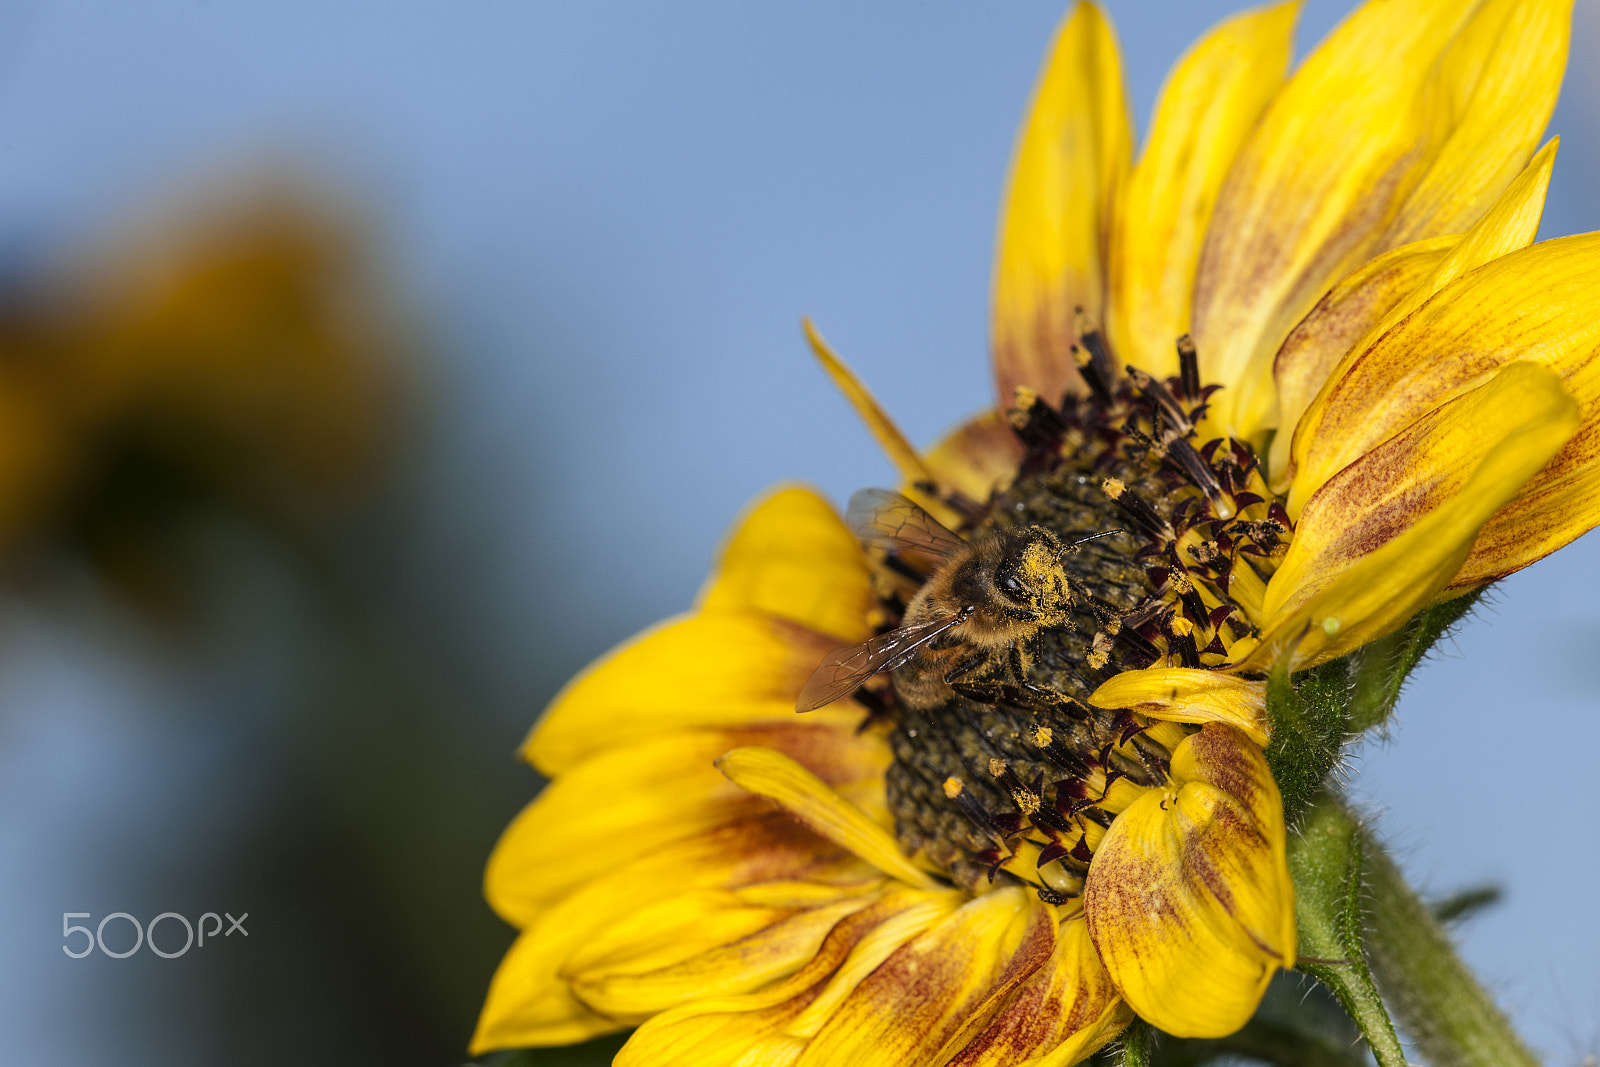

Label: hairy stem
[1361,832,1541,1067]
[1115,1021,1154,1067]
[1288,798,1406,1067]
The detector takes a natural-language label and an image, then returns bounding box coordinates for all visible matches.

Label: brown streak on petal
[1453,463,1599,587]
[779,894,917,997]
[695,811,874,888]
[798,890,1052,1065]
[1289,234,1600,517]
[1270,236,1458,483]
[926,903,1062,1063]
[1451,354,1600,589]
[997,299,1090,411]
[1175,799,1263,926]
[943,917,1126,1067]
[721,723,888,787]
[922,410,1028,509]
[1255,147,1424,359]
[1182,723,1270,819]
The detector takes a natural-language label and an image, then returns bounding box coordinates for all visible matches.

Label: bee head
[974,526,1073,632]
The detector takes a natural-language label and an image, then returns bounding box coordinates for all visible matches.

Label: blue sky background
[0,0,1595,1062]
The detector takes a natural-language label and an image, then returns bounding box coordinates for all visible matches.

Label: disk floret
[882,330,1295,901]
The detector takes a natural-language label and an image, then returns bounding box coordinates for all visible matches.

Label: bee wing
[846,489,966,562]
[796,612,963,713]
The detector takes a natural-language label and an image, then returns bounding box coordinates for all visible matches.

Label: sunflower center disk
[880,334,1292,901]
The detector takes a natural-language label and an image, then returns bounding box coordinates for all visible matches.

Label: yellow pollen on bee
[1101,477,1125,499]
[988,758,1008,778]
[1017,540,1058,583]
[943,776,964,799]
[1032,725,1054,747]
[1170,615,1194,638]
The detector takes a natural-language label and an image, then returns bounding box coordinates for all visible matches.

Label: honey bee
[796,489,1117,714]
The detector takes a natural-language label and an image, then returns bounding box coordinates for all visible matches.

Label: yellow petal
[1409,138,1558,305]
[472,920,626,1052]
[616,887,964,1067]
[1256,361,1578,671]
[565,888,798,991]
[1286,233,1600,522]
[804,319,935,489]
[941,914,1132,1067]
[718,746,936,889]
[992,1,1131,406]
[1191,0,1479,440]
[487,723,891,927]
[471,811,879,1054]
[797,888,1056,1066]
[920,410,1025,508]
[525,610,859,774]
[698,485,873,643]
[1286,141,1560,501]
[1449,409,1600,590]
[1377,0,1572,248]
[1106,1,1296,378]
[1266,235,1460,487]
[1084,723,1294,1039]
[1089,668,1268,746]
[568,887,879,1018]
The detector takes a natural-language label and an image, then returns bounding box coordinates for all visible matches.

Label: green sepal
[1340,589,1481,733]
[1285,795,1407,1067]
[1263,662,1346,825]
[1428,883,1504,926]
[1265,590,1481,823]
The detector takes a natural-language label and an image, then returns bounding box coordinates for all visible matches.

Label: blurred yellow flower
[476,0,1594,1062]
[0,183,394,592]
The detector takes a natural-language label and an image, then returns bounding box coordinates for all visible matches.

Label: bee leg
[946,647,1082,712]
[1069,581,1124,624]
[952,676,1077,712]
[1006,641,1083,711]
[944,652,1020,708]
[951,679,1032,708]
[943,652,991,686]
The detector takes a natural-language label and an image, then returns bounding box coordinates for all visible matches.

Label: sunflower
[474,0,1587,1062]
[0,186,392,602]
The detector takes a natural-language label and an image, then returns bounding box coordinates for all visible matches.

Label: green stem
[1115,1021,1155,1067]
[1288,798,1407,1067]
[1361,831,1541,1067]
